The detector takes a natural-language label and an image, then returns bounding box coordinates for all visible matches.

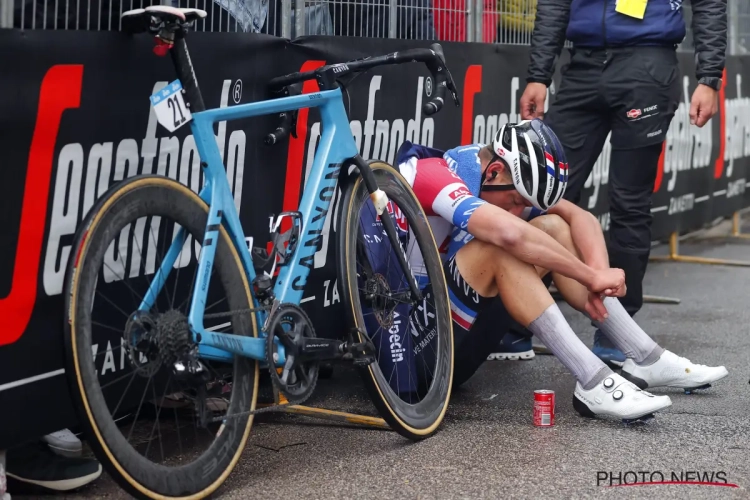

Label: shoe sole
[573,394,672,421]
[7,465,102,492]
[487,350,535,361]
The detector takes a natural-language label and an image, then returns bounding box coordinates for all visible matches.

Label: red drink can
[533,390,555,427]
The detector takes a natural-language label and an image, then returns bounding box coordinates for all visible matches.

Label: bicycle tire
[63,175,259,499]
[338,161,454,440]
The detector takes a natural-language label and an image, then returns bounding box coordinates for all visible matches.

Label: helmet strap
[480,155,516,195]
[481,184,516,192]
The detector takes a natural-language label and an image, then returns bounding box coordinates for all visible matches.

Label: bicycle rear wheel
[338,161,453,440]
[64,175,258,499]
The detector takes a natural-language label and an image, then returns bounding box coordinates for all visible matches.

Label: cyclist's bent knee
[451,240,501,298]
[452,238,540,297]
[529,214,569,241]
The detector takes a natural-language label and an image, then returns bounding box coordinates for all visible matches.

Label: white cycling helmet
[485,118,568,212]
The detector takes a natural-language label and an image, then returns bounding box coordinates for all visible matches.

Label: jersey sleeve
[411,158,488,230]
[522,206,547,221]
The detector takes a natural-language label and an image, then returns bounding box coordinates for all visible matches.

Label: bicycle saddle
[121,6,207,34]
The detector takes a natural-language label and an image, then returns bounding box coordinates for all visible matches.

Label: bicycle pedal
[353,355,376,367]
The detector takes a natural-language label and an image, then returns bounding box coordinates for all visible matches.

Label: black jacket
[526,0,727,86]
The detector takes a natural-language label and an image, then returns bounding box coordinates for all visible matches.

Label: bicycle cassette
[266,304,319,404]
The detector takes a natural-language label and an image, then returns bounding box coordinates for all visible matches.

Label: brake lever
[427,43,460,108]
[445,72,461,107]
[265,83,302,145]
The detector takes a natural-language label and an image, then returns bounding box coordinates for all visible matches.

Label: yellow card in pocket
[615,0,648,19]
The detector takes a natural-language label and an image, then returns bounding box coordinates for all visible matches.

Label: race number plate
[150,80,192,133]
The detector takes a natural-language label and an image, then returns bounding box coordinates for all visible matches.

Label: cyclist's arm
[547,199,610,270]
[465,203,597,289]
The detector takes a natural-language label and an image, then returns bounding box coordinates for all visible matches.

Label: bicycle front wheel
[64,175,259,499]
[338,161,453,440]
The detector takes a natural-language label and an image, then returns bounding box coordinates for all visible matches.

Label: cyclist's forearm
[509,222,597,287]
[468,205,596,288]
[565,211,609,270]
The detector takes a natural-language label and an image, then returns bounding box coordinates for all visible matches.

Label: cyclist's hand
[587,268,626,298]
[585,292,609,322]
[520,82,548,120]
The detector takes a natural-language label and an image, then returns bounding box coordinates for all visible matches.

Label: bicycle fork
[349,155,423,304]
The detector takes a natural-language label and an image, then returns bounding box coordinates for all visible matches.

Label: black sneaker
[6,442,101,492]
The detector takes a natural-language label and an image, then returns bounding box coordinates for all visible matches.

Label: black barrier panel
[0,30,327,448]
[0,29,749,449]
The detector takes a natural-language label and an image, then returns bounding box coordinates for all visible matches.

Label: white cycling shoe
[573,372,672,423]
[621,350,729,394]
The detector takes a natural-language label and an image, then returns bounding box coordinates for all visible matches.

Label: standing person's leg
[604,46,681,317]
[489,48,611,362]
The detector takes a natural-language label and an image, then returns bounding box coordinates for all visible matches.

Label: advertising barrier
[0,28,748,448]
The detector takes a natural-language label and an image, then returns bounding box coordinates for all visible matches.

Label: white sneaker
[42,429,82,458]
[622,350,729,392]
[574,372,672,421]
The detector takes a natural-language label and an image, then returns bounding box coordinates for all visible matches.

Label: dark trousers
[545,46,682,317]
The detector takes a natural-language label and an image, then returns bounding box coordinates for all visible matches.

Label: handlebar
[268,43,460,117]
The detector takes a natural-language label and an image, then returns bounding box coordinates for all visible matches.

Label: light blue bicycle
[63,5,459,498]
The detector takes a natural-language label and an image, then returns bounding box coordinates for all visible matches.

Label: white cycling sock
[527,304,612,390]
[592,297,664,365]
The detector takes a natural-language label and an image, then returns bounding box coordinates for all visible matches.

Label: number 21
[168,95,187,128]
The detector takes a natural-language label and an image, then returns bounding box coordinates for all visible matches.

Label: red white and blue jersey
[395,141,546,332]
[396,141,546,263]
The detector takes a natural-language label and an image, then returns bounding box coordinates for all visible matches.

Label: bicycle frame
[139,88,358,366]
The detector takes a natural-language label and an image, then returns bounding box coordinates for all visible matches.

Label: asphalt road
[16,224,750,499]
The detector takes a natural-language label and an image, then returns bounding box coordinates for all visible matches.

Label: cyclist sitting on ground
[395,119,728,421]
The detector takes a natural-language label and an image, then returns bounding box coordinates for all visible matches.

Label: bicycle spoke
[100,367,143,391]
[112,369,140,419]
[144,373,172,463]
[126,374,153,443]
[92,320,126,335]
[96,290,132,319]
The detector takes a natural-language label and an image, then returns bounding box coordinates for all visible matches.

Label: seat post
[169,33,206,113]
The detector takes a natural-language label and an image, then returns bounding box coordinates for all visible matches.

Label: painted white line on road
[651,206,669,213]
[300,296,316,304]
[714,189,727,196]
[695,195,710,203]
[0,369,65,393]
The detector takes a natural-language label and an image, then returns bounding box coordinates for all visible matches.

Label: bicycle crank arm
[298,337,376,365]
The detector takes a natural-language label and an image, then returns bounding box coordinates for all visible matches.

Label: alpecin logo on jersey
[448,186,471,201]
